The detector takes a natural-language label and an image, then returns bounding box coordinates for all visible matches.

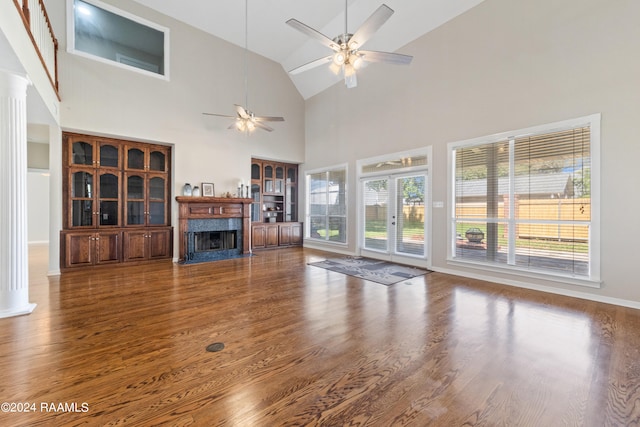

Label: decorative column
[0,70,36,318]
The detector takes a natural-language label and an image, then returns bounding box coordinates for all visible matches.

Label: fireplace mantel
[176,197,252,263]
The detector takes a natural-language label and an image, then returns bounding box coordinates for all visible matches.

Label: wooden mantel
[176,196,253,262]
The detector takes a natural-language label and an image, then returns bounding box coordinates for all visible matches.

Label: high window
[68,0,169,78]
[307,167,347,244]
[449,115,600,285]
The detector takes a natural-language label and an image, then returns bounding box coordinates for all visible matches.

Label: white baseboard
[0,303,37,318]
[432,265,640,310]
[302,242,356,257]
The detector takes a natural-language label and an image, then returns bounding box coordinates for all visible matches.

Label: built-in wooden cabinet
[124,172,169,227]
[61,133,172,270]
[251,224,266,248]
[280,222,302,246]
[123,141,170,228]
[122,228,173,262]
[252,223,279,249]
[251,223,302,249]
[62,231,122,268]
[66,135,122,228]
[250,158,301,250]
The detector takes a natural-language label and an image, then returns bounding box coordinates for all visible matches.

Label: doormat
[309,256,431,286]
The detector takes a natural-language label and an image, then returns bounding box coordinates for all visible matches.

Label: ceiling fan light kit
[287,1,413,89]
[202,0,284,133]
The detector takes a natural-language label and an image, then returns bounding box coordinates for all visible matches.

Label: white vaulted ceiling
[131,0,484,99]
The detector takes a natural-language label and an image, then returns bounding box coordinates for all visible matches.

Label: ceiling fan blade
[254,121,274,132]
[235,104,250,119]
[254,116,285,122]
[359,50,413,65]
[286,19,339,51]
[203,112,235,118]
[349,4,394,49]
[289,55,333,75]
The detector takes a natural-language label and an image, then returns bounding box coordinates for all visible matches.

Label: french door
[361,173,427,260]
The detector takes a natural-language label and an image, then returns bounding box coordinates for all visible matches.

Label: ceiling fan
[203,0,284,133]
[286,1,413,88]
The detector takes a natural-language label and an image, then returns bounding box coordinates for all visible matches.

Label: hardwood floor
[1,245,639,426]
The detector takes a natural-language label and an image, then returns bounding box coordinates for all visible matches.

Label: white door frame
[356,147,432,269]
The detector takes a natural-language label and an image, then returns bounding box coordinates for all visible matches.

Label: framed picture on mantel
[201,182,214,197]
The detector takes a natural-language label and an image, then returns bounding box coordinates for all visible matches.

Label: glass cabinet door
[126,174,145,225]
[71,140,94,166]
[127,147,145,170]
[275,165,284,193]
[251,183,261,222]
[98,172,119,226]
[264,164,273,192]
[251,162,261,180]
[71,170,94,226]
[99,143,119,168]
[148,176,166,225]
[286,185,297,222]
[286,166,297,221]
[149,150,166,172]
[287,167,296,184]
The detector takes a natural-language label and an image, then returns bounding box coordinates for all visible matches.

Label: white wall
[45,0,306,261]
[303,0,640,304]
[27,171,50,243]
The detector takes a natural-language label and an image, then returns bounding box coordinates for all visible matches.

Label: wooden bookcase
[60,132,173,270]
[250,158,302,249]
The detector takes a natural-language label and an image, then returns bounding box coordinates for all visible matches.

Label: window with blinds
[307,167,347,243]
[450,115,599,282]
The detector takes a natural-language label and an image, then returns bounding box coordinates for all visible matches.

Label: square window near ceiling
[68,0,169,79]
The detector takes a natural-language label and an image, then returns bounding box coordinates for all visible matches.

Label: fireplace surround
[176,197,252,264]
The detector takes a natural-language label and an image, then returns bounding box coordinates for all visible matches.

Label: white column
[0,69,36,318]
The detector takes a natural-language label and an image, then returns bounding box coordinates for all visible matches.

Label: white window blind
[307,168,347,243]
[452,118,597,280]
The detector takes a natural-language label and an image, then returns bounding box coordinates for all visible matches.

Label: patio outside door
[362,174,426,260]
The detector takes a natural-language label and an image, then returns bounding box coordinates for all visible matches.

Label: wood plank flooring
[1,245,639,426]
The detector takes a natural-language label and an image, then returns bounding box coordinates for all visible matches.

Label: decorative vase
[192,186,201,197]
[183,183,192,196]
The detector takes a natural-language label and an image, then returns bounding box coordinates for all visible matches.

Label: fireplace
[195,230,237,251]
[176,197,252,264]
[182,218,242,263]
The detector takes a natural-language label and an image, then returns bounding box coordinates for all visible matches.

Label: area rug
[309,256,431,286]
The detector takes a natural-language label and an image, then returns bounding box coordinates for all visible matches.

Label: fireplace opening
[195,230,238,252]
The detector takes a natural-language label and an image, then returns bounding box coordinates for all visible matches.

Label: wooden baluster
[21,0,30,25]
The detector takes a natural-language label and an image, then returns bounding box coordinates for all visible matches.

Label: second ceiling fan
[286,1,413,88]
[203,0,284,133]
